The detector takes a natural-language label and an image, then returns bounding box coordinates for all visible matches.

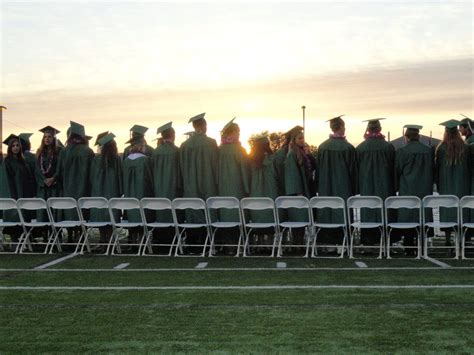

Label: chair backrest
[17,198,48,211]
[385,196,421,224]
[459,196,474,209]
[347,196,383,209]
[309,196,346,225]
[140,198,173,211]
[108,197,141,211]
[422,195,459,209]
[206,196,240,210]
[172,198,206,210]
[275,196,309,209]
[385,196,421,210]
[78,197,109,210]
[240,197,275,211]
[0,198,18,211]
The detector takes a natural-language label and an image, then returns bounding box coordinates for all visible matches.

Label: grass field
[1,253,473,353]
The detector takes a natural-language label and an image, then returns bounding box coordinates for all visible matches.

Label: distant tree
[249,131,317,157]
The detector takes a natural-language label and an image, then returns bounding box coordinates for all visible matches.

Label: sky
[0,0,473,151]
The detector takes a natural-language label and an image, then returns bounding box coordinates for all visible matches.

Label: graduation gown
[435,143,470,223]
[180,133,218,223]
[273,146,288,196]
[4,157,30,223]
[217,142,250,221]
[284,148,315,222]
[317,137,357,224]
[122,154,153,223]
[356,138,395,223]
[0,157,11,220]
[249,154,279,223]
[35,149,62,221]
[58,144,95,219]
[90,155,123,222]
[151,142,181,222]
[395,141,434,222]
[23,151,37,198]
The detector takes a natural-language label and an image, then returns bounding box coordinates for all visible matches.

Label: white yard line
[355,261,368,268]
[425,257,451,268]
[2,266,474,272]
[0,285,473,291]
[195,262,208,269]
[113,263,130,270]
[276,262,287,269]
[34,254,78,269]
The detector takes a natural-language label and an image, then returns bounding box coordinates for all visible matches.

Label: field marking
[425,257,451,268]
[195,262,208,269]
[34,253,78,269]
[276,262,287,269]
[355,261,368,268]
[1,285,473,291]
[113,263,130,270]
[2,266,474,272]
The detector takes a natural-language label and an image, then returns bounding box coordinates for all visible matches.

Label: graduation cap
[325,114,345,123]
[362,118,386,123]
[57,139,65,149]
[459,114,473,130]
[221,117,238,135]
[69,121,86,138]
[183,131,195,138]
[18,133,33,144]
[94,131,110,146]
[130,124,148,137]
[39,126,60,136]
[157,122,173,135]
[97,133,116,147]
[3,134,19,146]
[403,124,423,131]
[188,112,206,124]
[439,119,460,133]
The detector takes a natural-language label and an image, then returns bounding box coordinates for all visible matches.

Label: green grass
[0,254,473,353]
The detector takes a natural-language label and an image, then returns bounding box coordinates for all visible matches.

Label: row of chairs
[1,195,473,259]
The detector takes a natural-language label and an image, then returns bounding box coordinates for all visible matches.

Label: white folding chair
[423,195,460,259]
[172,198,210,257]
[108,197,147,256]
[0,198,25,254]
[77,197,111,254]
[16,198,53,254]
[240,197,279,257]
[460,196,474,259]
[47,197,84,254]
[140,198,177,256]
[206,197,244,257]
[385,196,422,259]
[309,196,348,258]
[347,196,385,259]
[275,196,311,257]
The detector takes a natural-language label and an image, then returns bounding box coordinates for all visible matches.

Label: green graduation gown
[0,157,11,220]
[249,154,279,223]
[395,141,434,222]
[466,136,474,226]
[317,137,357,224]
[284,148,315,222]
[151,142,181,222]
[23,151,37,198]
[58,143,95,219]
[273,146,288,196]
[435,143,470,222]
[356,137,395,223]
[180,133,218,223]
[4,157,30,223]
[35,148,62,221]
[90,155,123,222]
[122,154,153,222]
[217,142,250,221]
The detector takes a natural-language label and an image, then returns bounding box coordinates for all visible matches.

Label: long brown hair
[288,132,305,166]
[7,138,24,162]
[436,130,465,165]
[250,138,273,168]
[101,140,118,168]
[36,135,59,159]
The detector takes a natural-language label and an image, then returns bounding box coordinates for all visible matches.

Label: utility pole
[301,105,306,132]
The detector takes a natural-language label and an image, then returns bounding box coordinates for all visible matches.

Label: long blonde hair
[436,130,465,165]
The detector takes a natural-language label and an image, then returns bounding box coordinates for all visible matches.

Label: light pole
[301,105,306,132]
